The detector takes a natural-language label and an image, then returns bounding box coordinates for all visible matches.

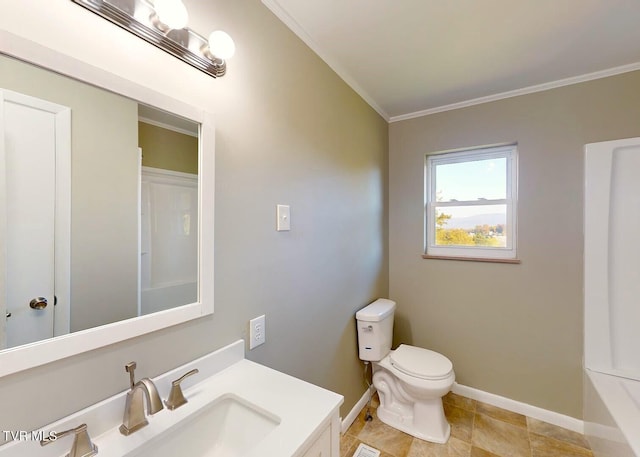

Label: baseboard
[341,382,584,435]
[452,383,584,434]
[342,388,374,434]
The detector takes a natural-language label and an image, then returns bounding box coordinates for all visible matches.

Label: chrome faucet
[119,362,164,435]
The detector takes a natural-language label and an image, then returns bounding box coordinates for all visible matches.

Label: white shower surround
[584,137,640,457]
[140,166,198,315]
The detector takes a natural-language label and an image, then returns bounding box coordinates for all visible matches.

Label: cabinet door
[301,425,331,457]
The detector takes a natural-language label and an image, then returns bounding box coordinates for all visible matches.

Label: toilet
[356,298,455,443]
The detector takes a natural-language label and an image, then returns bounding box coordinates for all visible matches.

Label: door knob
[29,297,48,310]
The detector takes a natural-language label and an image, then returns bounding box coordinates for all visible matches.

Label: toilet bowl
[373,344,454,442]
[356,299,455,443]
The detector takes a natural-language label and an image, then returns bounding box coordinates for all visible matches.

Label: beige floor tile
[527,418,591,449]
[444,392,477,412]
[344,392,594,457]
[470,447,502,457]
[345,440,395,457]
[530,433,594,457]
[357,417,414,457]
[407,436,471,457]
[471,414,531,457]
[341,434,359,457]
[444,403,475,443]
[347,407,376,437]
[475,402,527,428]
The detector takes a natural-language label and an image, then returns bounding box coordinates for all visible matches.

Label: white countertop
[0,340,343,457]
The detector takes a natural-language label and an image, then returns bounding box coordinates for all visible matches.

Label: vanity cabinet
[300,425,331,457]
[298,412,340,457]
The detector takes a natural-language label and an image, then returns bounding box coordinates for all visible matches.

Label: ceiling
[262,0,640,121]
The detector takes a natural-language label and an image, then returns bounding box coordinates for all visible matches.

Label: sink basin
[128,393,281,457]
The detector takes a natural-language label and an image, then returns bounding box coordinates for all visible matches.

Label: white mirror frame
[0,31,214,377]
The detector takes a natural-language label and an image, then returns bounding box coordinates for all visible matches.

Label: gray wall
[0,0,388,436]
[0,55,139,333]
[389,71,640,418]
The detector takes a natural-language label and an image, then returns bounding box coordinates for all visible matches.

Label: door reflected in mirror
[0,54,199,350]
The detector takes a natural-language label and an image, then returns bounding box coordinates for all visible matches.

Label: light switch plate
[249,314,266,349]
[276,204,290,231]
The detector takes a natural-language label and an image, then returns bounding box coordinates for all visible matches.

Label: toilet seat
[390,344,453,381]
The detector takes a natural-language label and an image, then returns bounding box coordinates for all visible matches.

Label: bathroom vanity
[0,340,343,457]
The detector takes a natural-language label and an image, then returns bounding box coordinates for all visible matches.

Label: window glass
[435,205,507,247]
[435,157,506,201]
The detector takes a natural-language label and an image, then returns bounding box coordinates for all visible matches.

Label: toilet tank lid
[356,298,396,322]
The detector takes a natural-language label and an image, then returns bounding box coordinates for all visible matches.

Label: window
[424,144,518,261]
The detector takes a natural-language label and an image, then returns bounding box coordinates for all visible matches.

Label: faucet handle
[124,361,137,389]
[164,368,199,410]
[40,423,98,457]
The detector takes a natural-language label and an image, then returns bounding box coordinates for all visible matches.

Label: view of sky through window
[436,157,506,202]
[434,157,507,224]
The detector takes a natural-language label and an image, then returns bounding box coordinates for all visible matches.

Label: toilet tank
[356,299,396,362]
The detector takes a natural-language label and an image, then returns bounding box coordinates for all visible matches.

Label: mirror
[0,31,214,376]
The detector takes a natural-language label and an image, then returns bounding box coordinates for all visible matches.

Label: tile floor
[341,392,594,457]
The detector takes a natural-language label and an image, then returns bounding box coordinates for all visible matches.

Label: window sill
[422,254,521,264]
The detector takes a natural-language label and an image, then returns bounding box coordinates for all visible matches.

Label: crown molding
[390,62,640,123]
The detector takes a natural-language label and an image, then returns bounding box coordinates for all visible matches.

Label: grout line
[470,407,477,447]
[527,417,534,457]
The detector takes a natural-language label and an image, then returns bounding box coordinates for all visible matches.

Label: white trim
[53,103,72,337]
[0,31,202,122]
[341,388,375,434]
[198,113,215,317]
[391,62,640,122]
[452,382,584,434]
[260,0,390,122]
[341,382,584,435]
[141,166,198,182]
[138,116,198,138]
[137,147,142,317]
[0,92,6,349]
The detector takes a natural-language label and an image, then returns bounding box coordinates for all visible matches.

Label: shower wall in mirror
[0,54,199,350]
[139,119,199,316]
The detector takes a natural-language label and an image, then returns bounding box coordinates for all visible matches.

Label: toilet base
[376,397,451,444]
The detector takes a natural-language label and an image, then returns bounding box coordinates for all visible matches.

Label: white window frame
[424,144,518,261]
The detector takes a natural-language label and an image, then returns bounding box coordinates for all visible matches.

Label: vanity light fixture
[71,0,235,78]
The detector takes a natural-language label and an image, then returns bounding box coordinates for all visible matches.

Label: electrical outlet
[249,314,266,349]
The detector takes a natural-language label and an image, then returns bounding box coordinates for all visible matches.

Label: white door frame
[0,89,71,345]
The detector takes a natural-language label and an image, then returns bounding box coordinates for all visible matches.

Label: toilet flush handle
[362,325,373,332]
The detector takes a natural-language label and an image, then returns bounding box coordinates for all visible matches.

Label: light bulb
[154,0,189,30]
[208,30,235,60]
